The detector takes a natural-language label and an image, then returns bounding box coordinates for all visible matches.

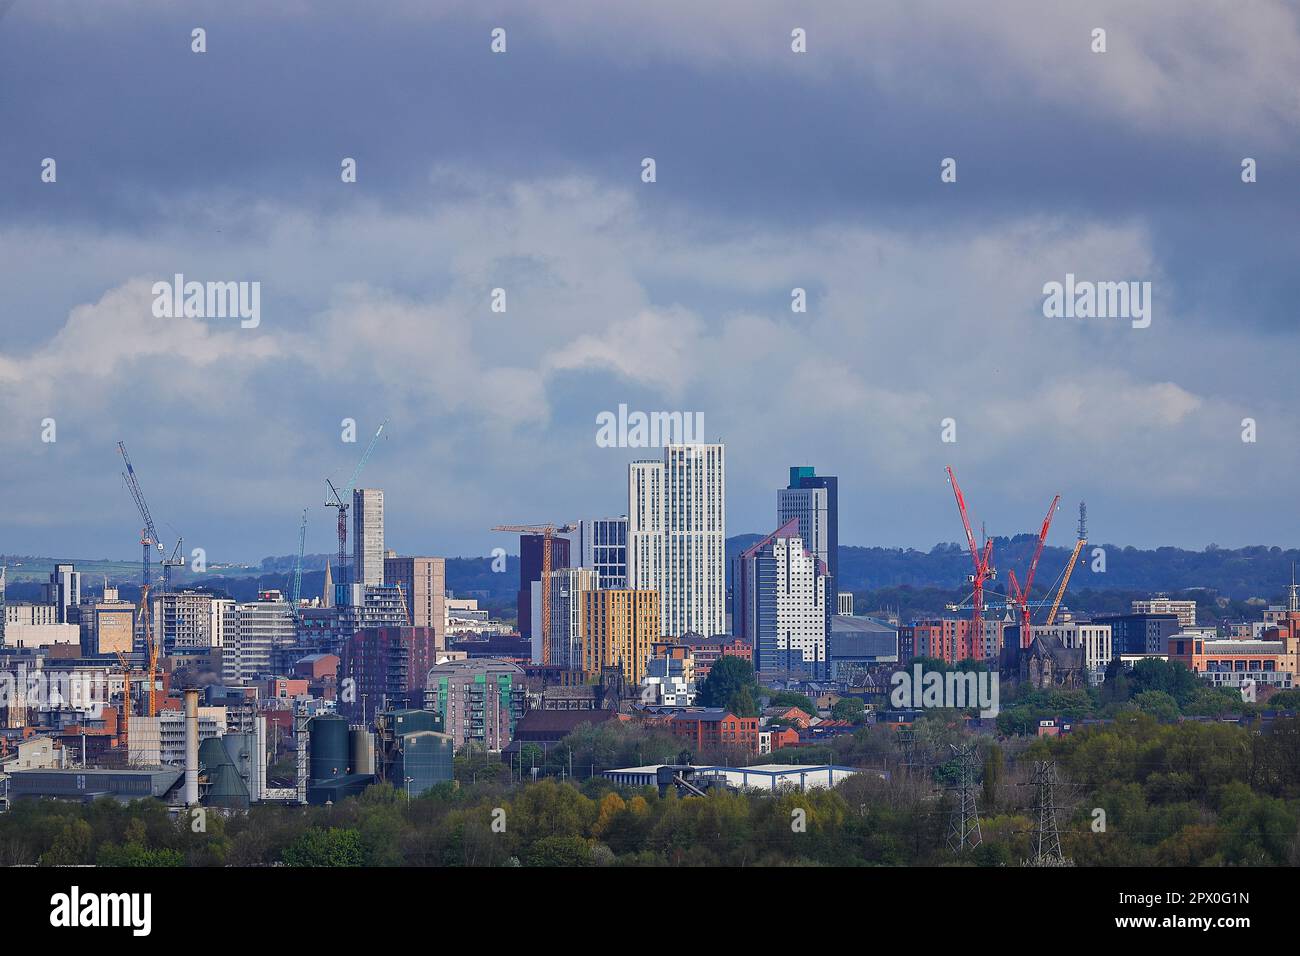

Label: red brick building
[339,626,440,717]
[674,634,753,681]
[667,708,759,753]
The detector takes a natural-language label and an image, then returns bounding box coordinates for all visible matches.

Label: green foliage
[1132,690,1180,721]
[1262,689,1300,710]
[767,691,816,716]
[831,698,866,724]
[5,716,1300,868]
[282,827,366,867]
[698,656,759,713]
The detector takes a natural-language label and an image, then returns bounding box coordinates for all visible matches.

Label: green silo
[309,714,350,781]
[199,737,250,809]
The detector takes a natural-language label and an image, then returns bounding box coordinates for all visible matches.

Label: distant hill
[730,536,1298,602]
[7,539,1296,618]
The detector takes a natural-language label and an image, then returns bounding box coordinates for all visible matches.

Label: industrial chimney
[183,687,200,806]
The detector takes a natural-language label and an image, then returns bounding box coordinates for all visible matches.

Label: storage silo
[309,714,349,781]
[349,727,375,776]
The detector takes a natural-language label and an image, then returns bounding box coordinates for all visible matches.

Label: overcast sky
[2,0,1298,564]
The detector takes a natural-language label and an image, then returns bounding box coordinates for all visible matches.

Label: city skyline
[2,3,1298,562]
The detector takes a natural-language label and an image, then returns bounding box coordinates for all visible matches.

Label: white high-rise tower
[628,443,725,637]
[352,488,385,587]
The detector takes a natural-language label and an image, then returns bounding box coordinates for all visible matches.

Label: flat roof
[602,763,859,776]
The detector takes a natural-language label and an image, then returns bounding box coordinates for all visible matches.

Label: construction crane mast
[491,523,576,666]
[1047,502,1087,626]
[945,467,995,646]
[118,441,165,590]
[325,420,388,592]
[289,509,308,616]
[1006,495,1060,649]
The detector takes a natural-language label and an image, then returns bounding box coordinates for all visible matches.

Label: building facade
[1131,596,1196,629]
[45,564,81,623]
[628,444,726,637]
[340,625,441,717]
[78,587,136,657]
[582,588,660,683]
[733,519,827,678]
[1030,622,1113,684]
[517,533,571,644]
[152,590,219,652]
[778,466,838,633]
[424,658,527,751]
[352,488,385,588]
[577,517,628,590]
[546,567,600,671]
[221,590,295,686]
[384,555,447,644]
[1093,612,1180,656]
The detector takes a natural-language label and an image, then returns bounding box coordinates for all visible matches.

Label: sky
[1,0,1298,564]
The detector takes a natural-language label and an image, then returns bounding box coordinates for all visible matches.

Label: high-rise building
[210,597,235,649]
[152,590,219,652]
[582,588,660,683]
[45,563,81,624]
[340,625,441,718]
[577,517,628,590]
[779,467,838,633]
[732,519,827,678]
[221,590,295,685]
[628,460,664,600]
[837,592,854,616]
[517,533,570,642]
[335,585,411,658]
[546,567,599,670]
[384,555,447,646]
[627,444,726,637]
[352,488,385,588]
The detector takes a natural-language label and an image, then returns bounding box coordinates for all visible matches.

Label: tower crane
[289,509,308,615]
[113,651,140,751]
[1046,503,1087,626]
[491,523,577,666]
[945,467,995,646]
[325,420,388,592]
[118,441,165,590]
[1006,495,1061,648]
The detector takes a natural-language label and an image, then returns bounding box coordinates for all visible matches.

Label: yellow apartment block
[582,589,660,683]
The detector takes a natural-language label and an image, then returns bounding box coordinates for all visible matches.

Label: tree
[728,686,758,719]
[768,691,816,715]
[1132,690,1180,722]
[698,656,758,712]
[831,698,865,724]
[522,835,593,867]
[282,827,365,867]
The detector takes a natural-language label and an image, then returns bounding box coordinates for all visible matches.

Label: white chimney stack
[183,687,200,806]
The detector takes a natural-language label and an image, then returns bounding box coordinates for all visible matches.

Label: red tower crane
[1006,495,1061,649]
[945,467,995,649]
